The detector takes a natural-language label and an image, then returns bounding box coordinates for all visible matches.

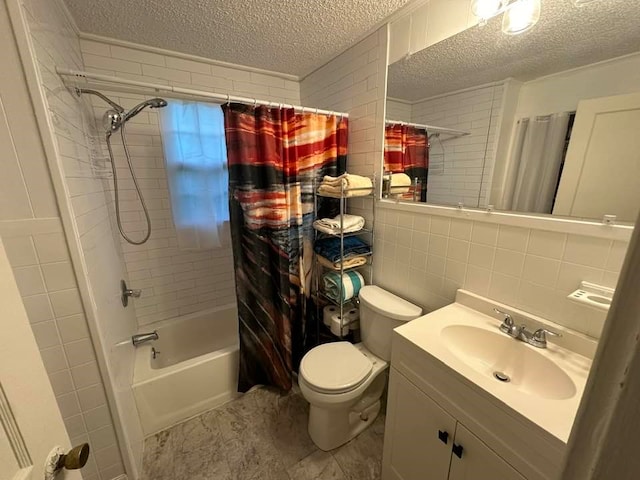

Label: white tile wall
[77,39,302,326]
[411,84,503,208]
[301,27,388,179]
[386,99,412,122]
[300,28,630,340]
[19,0,131,478]
[375,206,629,338]
[300,26,388,244]
[80,39,301,105]
[2,225,116,480]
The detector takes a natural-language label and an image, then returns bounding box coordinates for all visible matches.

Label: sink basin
[394,290,595,443]
[440,325,576,400]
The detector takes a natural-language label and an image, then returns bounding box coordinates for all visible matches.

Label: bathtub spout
[132,331,158,346]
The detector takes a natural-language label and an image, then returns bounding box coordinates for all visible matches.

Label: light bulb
[471,0,505,20]
[502,0,541,35]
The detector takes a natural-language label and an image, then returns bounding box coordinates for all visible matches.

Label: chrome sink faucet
[494,308,561,348]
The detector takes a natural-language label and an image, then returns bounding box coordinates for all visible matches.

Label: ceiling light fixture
[472,0,542,35]
[501,0,541,35]
[471,0,505,21]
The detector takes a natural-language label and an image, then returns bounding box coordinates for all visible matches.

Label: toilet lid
[300,342,372,394]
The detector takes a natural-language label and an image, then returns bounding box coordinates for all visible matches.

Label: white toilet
[299,285,422,451]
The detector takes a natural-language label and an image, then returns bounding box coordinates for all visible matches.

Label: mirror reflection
[384,1,640,223]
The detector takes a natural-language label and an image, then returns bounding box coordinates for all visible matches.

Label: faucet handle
[532,328,562,346]
[494,308,513,324]
[494,308,514,334]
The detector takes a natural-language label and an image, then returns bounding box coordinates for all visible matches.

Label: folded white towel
[317,255,368,270]
[318,173,373,197]
[313,214,365,235]
[388,173,412,195]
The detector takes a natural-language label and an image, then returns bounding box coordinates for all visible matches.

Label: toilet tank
[358,286,422,360]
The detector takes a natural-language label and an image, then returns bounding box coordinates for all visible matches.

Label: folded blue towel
[323,271,364,303]
[314,236,371,263]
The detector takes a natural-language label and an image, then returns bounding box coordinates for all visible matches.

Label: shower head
[123,98,168,123]
[101,97,168,136]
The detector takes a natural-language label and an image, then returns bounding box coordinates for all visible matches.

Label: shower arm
[75,87,125,113]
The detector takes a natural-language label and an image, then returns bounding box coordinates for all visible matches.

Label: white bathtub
[132,305,239,435]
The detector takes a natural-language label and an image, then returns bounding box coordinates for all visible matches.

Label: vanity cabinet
[382,368,525,480]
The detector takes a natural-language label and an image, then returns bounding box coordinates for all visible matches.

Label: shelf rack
[312,174,376,340]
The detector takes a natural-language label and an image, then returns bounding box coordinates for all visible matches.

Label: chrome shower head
[101,97,168,136]
[103,109,124,137]
[123,98,168,123]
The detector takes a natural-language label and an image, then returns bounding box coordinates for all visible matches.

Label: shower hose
[105,121,152,245]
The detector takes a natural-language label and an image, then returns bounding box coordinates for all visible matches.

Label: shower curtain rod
[385,119,469,137]
[55,67,350,118]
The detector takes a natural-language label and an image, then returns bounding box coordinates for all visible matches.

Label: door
[0,239,82,480]
[448,423,525,480]
[382,368,457,480]
[553,92,640,222]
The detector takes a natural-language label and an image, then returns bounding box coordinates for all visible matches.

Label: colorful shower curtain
[384,124,429,201]
[223,103,347,392]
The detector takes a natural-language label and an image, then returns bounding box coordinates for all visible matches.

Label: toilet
[299,285,422,451]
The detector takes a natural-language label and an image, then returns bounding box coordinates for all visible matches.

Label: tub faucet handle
[125,288,142,297]
[121,279,142,307]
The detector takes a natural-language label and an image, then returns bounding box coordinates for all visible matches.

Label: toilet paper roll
[345,308,360,330]
[323,305,338,327]
[330,314,349,337]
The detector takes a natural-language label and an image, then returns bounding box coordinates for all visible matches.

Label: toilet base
[308,399,381,451]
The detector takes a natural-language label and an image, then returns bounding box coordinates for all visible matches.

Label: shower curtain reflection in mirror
[501,112,572,214]
[383,124,429,201]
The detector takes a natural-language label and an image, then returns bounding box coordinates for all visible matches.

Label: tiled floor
[141,386,386,480]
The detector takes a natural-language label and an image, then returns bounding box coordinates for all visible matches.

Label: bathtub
[132,305,239,435]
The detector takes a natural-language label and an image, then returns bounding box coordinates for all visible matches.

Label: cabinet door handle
[438,430,449,444]
[452,443,464,458]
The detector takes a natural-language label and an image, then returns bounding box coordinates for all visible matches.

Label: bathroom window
[159,100,229,249]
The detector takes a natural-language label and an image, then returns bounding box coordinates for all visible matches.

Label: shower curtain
[223,103,347,392]
[384,124,429,201]
[502,113,571,213]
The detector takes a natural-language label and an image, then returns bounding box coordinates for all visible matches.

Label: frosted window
[159,101,229,249]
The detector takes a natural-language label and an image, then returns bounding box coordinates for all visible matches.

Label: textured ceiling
[62,0,412,77]
[388,0,640,101]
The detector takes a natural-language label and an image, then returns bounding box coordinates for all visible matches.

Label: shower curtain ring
[253,99,258,109]
[226,94,230,106]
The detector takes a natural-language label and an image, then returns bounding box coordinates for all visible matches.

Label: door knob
[438,430,449,444]
[56,443,90,470]
[45,443,90,480]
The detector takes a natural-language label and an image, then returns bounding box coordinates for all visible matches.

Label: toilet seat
[300,342,372,394]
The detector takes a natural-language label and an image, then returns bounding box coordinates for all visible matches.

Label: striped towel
[323,271,365,303]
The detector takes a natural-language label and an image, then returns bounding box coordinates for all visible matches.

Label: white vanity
[381,290,595,480]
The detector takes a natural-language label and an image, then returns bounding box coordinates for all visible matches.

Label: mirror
[384,1,640,223]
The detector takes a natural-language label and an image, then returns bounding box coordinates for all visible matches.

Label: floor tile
[288,450,346,480]
[141,387,384,480]
[332,414,386,480]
